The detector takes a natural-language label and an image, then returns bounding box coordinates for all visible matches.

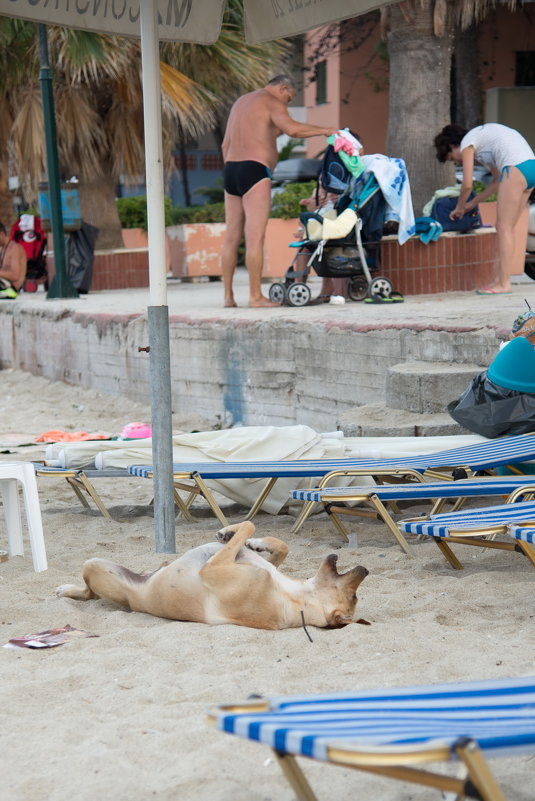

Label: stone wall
[0,305,501,431]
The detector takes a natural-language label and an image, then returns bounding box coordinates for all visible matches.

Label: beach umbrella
[0,0,386,553]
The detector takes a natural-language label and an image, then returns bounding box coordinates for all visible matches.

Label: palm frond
[454,0,518,30]
[11,86,45,202]
[159,61,216,137]
[105,78,145,179]
[0,97,13,155]
[55,86,107,178]
[161,29,288,98]
[48,27,134,84]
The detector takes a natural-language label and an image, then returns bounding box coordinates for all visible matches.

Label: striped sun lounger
[400,499,535,569]
[33,464,198,522]
[210,675,535,801]
[128,434,535,528]
[33,465,129,519]
[509,524,535,544]
[289,475,535,552]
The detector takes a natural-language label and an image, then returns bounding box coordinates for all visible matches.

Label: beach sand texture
[1,368,533,801]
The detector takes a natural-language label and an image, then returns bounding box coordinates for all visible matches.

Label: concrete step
[337,404,470,438]
[386,361,481,414]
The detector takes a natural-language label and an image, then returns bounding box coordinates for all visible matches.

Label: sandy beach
[1,367,534,800]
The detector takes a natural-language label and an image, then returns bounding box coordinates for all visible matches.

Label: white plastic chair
[0,462,47,571]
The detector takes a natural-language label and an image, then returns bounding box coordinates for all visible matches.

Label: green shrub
[277,138,304,161]
[170,202,225,224]
[473,180,497,202]
[270,181,317,219]
[192,177,225,204]
[116,195,173,230]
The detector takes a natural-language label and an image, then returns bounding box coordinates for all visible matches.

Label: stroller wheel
[286,282,311,306]
[347,276,368,302]
[269,282,286,304]
[23,279,38,293]
[368,276,393,299]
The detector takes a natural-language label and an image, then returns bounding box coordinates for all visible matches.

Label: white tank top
[460,123,535,172]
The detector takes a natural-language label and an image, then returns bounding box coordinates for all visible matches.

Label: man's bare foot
[224,298,238,308]
[248,296,281,308]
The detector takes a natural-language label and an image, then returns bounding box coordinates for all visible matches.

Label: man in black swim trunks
[221,75,337,307]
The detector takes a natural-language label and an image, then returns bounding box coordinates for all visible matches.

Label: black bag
[319,145,352,195]
[448,370,535,438]
[67,221,99,294]
[431,193,482,232]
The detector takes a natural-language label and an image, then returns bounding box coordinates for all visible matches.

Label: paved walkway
[9,269,535,336]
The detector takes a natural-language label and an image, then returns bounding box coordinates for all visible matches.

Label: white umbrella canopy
[0,0,386,43]
[243,0,387,44]
[0,0,387,552]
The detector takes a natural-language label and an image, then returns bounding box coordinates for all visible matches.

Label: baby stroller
[269,149,394,307]
[10,214,48,292]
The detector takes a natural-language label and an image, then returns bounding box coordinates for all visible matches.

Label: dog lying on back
[56,521,368,630]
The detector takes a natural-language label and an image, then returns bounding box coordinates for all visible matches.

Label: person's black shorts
[223,161,271,197]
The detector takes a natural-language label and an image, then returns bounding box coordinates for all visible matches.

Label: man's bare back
[222,90,286,171]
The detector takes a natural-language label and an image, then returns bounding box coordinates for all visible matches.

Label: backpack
[10,215,48,280]
[319,144,352,195]
[431,193,482,232]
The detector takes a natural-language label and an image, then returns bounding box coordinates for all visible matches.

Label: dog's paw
[216,525,238,543]
[245,538,272,555]
[55,584,70,597]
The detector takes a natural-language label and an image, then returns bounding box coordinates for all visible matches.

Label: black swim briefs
[223,161,271,197]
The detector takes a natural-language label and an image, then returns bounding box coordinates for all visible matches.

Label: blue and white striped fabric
[291,476,535,504]
[400,500,535,538]
[216,676,535,762]
[34,465,127,478]
[509,525,535,544]
[128,434,535,481]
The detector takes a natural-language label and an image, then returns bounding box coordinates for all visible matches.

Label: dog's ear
[314,553,340,581]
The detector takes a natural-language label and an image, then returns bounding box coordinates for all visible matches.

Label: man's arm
[270,101,337,139]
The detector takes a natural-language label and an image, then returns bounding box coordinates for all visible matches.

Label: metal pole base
[148,305,176,553]
[47,273,79,299]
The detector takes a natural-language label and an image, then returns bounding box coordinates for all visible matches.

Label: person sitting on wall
[0,221,27,299]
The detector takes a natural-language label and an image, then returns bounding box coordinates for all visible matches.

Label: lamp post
[37,23,78,299]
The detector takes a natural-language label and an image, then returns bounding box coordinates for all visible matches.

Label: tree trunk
[78,162,123,250]
[178,143,192,207]
[453,23,483,130]
[0,161,15,226]
[386,1,455,214]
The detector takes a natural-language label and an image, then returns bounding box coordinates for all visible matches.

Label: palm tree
[0,3,286,247]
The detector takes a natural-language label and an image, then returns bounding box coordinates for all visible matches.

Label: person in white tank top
[434,123,535,294]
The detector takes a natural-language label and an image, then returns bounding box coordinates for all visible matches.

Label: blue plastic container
[38,182,81,232]
[488,336,535,392]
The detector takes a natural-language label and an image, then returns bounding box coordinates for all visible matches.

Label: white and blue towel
[361,154,416,244]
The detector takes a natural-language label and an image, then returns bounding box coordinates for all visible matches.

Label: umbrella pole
[140,0,176,553]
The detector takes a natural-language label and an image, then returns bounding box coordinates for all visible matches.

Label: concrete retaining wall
[0,304,501,431]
